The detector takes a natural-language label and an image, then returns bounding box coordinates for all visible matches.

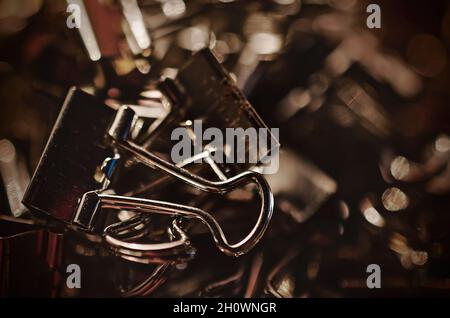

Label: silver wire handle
[75,183,272,257]
[104,217,195,264]
[105,105,274,256]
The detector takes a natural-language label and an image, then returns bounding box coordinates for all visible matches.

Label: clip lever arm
[102,105,274,256]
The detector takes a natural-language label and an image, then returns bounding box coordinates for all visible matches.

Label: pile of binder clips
[1,0,450,297]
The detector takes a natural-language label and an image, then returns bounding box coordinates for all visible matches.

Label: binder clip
[21,88,191,266]
[23,49,276,264]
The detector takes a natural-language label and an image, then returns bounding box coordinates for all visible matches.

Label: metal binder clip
[119,49,279,197]
[24,87,273,262]
[22,88,192,265]
[94,50,277,256]
[74,109,274,256]
[23,46,276,263]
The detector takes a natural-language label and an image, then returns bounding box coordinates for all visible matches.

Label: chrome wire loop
[100,105,275,257]
[104,217,195,264]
